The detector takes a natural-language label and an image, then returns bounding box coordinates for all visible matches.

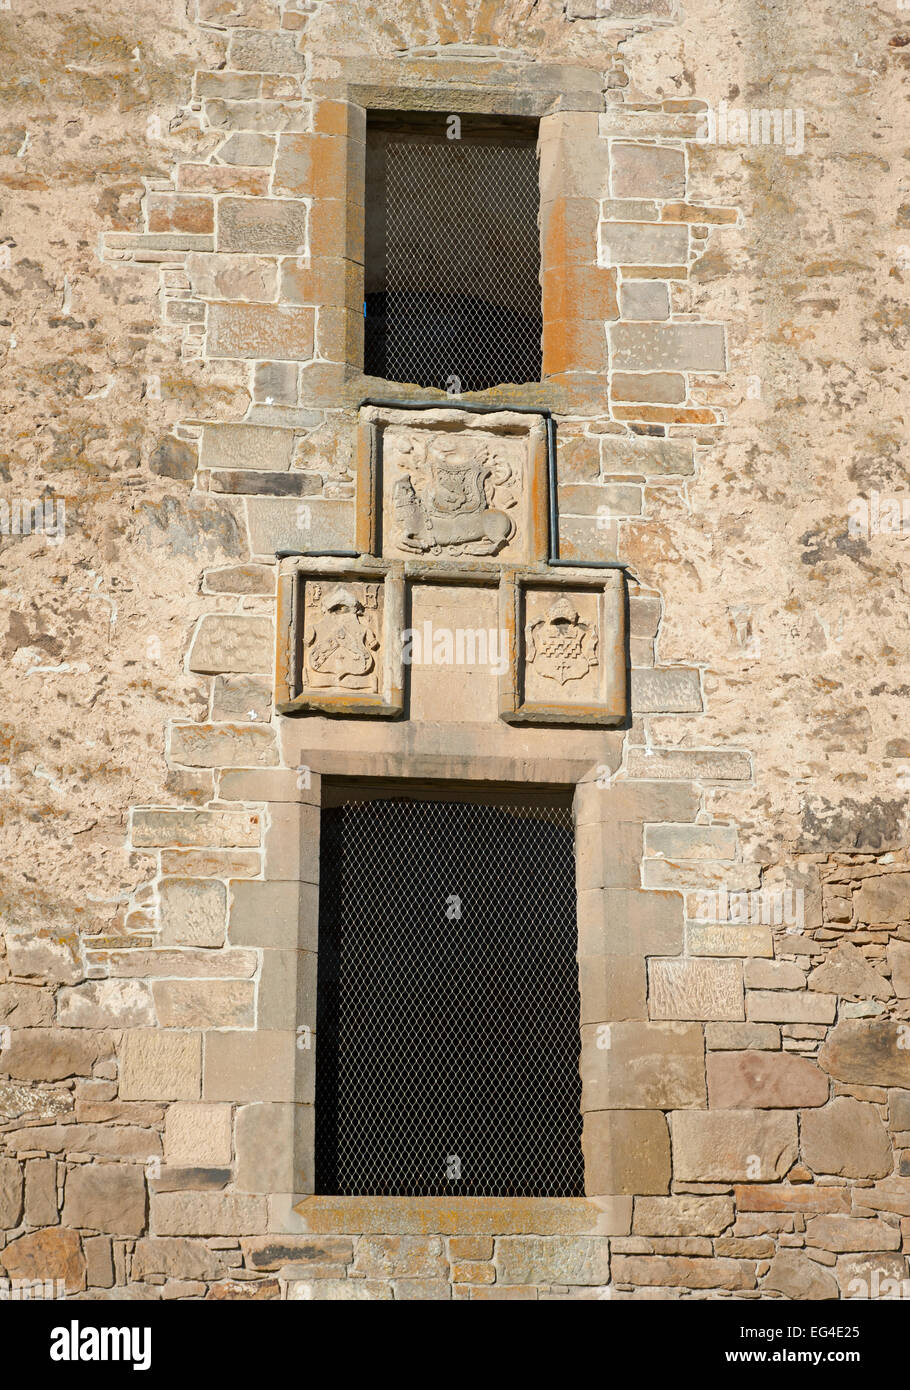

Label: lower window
[314,785,583,1197]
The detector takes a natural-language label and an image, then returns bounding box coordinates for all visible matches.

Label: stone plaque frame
[355,404,550,566]
[499,570,627,726]
[275,558,405,717]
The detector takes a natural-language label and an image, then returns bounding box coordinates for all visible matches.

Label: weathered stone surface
[119,1030,202,1101]
[743,959,807,990]
[887,940,910,996]
[63,1165,147,1238]
[705,1022,780,1050]
[707,1051,829,1108]
[0,1082,72,1124]
[611,144,686,199]
[819,1021,910,1087]
[632,1195,733,1237]
[687,923,774,958]
[217,198,308,254]
[153,1192,268,1237]
[0,1157,23,1229]
[800,1097,894,1178]
[836,1252,910,1299]
[56,980,156,1029]
[611,1254,754,1291]
[208,302,315,360]
[648,958,743,1021]
[0,1228,85,1293]
[808,944,892,998]
[617,282,671,322]
[152,979,255,1029]
[164,1103,232,1167]
[580,1021,705,1109]
[854,873,910,924]
[159,878,227,948]
[187,617,274,675]
[495,1236,609,1286]
[762,1249,839,1300]
[0,1029,106,1081]
[168,723,279,768]
[131,1237,223,1282]
[352,1236,447,1279]
[806,1215,900,1252]
[671,1110,798,1182]
[610,323,726,372]
[583,1110,670,1195]
[0,983,54,1027]
[747,990,837,1024]
[200,423,294,472]
[245,496,354,556]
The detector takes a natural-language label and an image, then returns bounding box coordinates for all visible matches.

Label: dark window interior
[363,111,543,393]
[314,786,583,1197]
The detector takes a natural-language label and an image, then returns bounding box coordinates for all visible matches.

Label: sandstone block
[263,803,320,882]
[203,1030,310,1104]
[577,888,684,957]
[648,957,743,1021]
[200,423,294,472]
[618,281,671,321]
[159,878,227,948]
[208,303,315,361]
[579,954,647,1023]
[0,1028,105,1081]
[671,1110,798,1182]
[600,435,694,477]
[801,1096,893,1178]
[188,617,274,675]
[352,1236,448,1279]
[633,1195,733,1237]
[631,669,703,714]
[217,198,308,255]
[747,990,836,1024]
[245,496,354,556]
[610,323,726,373]
[819,1020,910,1087]
[600,222,688,266]
[24,1159,57,1226]
[743,959,808,990]
[229,879,319,951]
[164,1103,233,1167]
[235,1102,313,1193]
[611,1254,754,1291]
[153,1192,268,1237]
[63,1165,147,1238]
[152,979,255,1029]
[84,1235,114,1289]
[808,943,891,998]
[706,1051,829,1108]
[131,1237,223,1282]
[119,1030,202,1101]
[854,873,910,924]
[582,1110,670,1195]
[495,1236,609,1286]
[0,1156,23,1228]
[762,1249,838,1300]
[705,1022,780,1049]
[888,940,910,996]
[806,1215,900,1253]
[686,923,773,957]
[580,1021,705,1109]
[611,144,686,200]
[56,979,155,1029]
[0,1228,85,1293]
[168,723,279,769]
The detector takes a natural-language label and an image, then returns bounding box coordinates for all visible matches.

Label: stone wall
[2,0,909,1300]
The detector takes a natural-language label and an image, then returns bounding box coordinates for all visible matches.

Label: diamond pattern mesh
[364,139,543,392]
[314,796,583,1197]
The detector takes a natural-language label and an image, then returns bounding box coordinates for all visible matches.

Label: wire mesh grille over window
[364,137,543,392]
[314,796,583,1197]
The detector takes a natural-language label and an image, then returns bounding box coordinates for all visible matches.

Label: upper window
[363,111,542,393]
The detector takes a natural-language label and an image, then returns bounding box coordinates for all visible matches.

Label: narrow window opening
[314,785,583,1198]
[363,111,543,392]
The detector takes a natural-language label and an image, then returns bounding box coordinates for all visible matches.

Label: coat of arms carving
[526,596,599,685]
[303,582,381,691]
[388,430,520,558]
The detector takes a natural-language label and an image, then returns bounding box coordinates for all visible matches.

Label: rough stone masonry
[1,0,909,1301]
